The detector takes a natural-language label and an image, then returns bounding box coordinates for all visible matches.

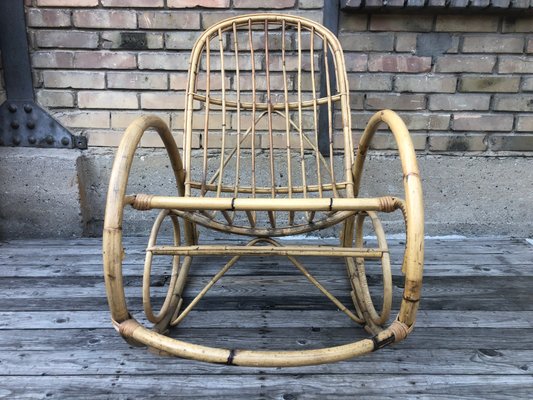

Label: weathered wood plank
[2,310,533,330]
[3,327,533,351]
[1,348,531,376]
[0,375,531,399]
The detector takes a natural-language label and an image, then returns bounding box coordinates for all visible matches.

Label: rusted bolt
[61,137,70,146]
[12,136,21,145]
[24,104,33,113]
[28,136,36,144]
[27,120,35,129]
[8,103,17,113]
[45,135,54,145]
[11,120,19,129]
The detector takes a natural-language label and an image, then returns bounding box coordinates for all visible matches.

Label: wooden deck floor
[1,236,532,398]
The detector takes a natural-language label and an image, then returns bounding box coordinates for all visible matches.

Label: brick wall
[4,1,533,153]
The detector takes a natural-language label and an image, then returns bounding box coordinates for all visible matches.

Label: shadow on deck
[0,236,532,398]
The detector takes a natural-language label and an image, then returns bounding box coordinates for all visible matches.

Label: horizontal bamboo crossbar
[191,93,342,110]
[188,181,349,194]
[129,195,400,213]
[147,244,386,258]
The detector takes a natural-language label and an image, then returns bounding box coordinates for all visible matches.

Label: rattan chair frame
[103,13,424,367]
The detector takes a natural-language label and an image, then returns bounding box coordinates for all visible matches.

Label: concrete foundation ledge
[1,147,532,238]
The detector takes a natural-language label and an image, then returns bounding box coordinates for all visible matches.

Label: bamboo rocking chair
[103,13,424,367]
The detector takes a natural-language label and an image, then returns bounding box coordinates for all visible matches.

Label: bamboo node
[388,320,410,342]
[132,194,154,210]
[378,196,396,213]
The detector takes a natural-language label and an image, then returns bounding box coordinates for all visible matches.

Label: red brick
[26,9,71,27]
[138,11,200,30]
[78,91,138,109]
[35,30,98,49]
[102,0,164,6]
[368,55,431,73]
[233,0,295,8]
[73,51,136,69]
[168,0,229,7]
[73,10,136,29]
[36,0,98,6]
[370,15,432,32]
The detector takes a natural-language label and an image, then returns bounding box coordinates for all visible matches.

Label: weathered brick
[111,111,170,129]
[340,33,394,52]
[43,71,105,89]
[368,55,431,73]
[78,91,138,109]
[107,72,168,90]
[350,94,365,110]
[27,9,71,27]
[452,113,514,132]
[87,131,123,147]
[73,51,136,69]
[493,95,533,112]
[165,32,202,50]
[73,10,136,29]
[234,0,295,8]
[459,76,520,93]
[32,51,74,68]
[140,132,191,148]
[522,77,533,92]
[489,134,533,151]
[169,73,190,90]
[140,92,186,110]
[395,75,457,93]
[435,55,496,73]
[339,14,367,32]
[168,0,229,7]
[502,17,533,33]
[370,15,432,32]
[138,53,191,70]
[369,133,427,151]
[527,39,533,54]
[201,12,240,29]
[462,36,524,54]
[401,113,451,131]
[365,93,426,111]
[138,11,200,30]
[340,53,366,72]
[436,16,499,32]
[516,115,533,132]
[102,0,164,6]
[299,0,323,9]
[35,30,98,49]
[429,94,491,111]
[36,90,75,108]
[498,57,533,74]
[348,74,392,91]
[101,32,164,50]
[36,0,98,6]
[429,134,487,152]
[395,33,417,53]
[55,111,110,128]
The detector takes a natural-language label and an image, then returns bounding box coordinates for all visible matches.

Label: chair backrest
[182,14,354,202]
